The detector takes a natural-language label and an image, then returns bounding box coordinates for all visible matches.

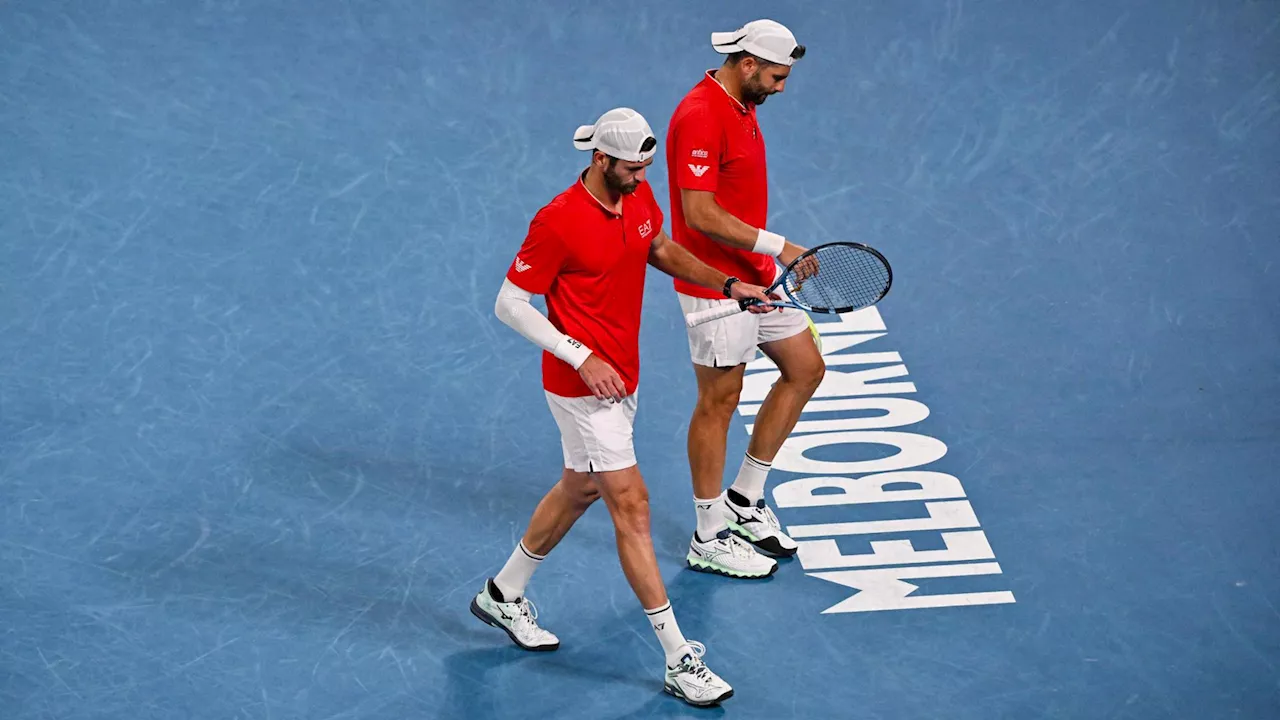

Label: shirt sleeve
[505,210,567,294]
[672,106,723,193]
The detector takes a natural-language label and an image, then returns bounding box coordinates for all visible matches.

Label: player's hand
[779,241,819,282]
[578,355,627,404]
[730,281,779,314]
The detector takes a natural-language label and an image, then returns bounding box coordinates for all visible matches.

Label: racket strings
[785,245,891,312]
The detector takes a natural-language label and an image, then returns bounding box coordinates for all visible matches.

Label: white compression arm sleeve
[494,279,593,369]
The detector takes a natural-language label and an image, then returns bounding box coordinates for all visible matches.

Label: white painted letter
[786,500,980,538]
[773,471,966,508]
[807,563,1016,613]
[812,307,887,334]
[749,397,930,435]
[796,530,996,569]
[741,365,917,403]
[771,431,947,475]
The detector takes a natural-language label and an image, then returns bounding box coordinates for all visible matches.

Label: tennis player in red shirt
[471,108,774,707]
[666,20,826,579]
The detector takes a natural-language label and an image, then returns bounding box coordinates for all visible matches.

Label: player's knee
[782,354,825,393]
[562,471,601,509]
[695,384,743,419]
[575,481,601,508]
[609,483,652,535]
[801,357,826,390]
[615,483,650,515]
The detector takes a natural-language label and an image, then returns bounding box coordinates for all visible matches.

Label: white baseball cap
[572,108,657,163]
[711,19,806,66]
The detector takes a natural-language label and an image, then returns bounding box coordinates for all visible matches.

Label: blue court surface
[3,1,1278,718]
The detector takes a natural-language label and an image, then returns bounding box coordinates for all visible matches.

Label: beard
[604,167,639,194]
[744,83,771,105]
[743,71,774,105]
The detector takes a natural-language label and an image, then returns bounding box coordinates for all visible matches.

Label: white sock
[493,541,544,601]
[694,495,726,542]
[729,453,771,505]
[644,602,689,666]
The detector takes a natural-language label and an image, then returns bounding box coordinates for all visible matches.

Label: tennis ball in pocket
[806,314,823,353]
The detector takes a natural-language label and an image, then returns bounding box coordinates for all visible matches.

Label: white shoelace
[513,598,541,633]
[760,504,783,532]
[675,641,712,680]
[726,533,757,558]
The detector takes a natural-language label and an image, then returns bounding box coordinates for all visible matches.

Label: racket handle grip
[685,301,745,328]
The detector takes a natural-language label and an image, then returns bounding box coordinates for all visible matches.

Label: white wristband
[552,335,593,370]
[753,228,786,257]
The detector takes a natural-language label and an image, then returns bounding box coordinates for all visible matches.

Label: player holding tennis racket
[665,19,824,578]
[472,108,775,707]
[684,241,892,328]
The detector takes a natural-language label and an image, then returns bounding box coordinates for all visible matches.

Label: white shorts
[677,275,812,367]
[544,390,639,473]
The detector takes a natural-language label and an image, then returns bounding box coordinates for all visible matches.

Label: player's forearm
[649,238,729,293]
[687,197,786,258]
[494,279,592,369]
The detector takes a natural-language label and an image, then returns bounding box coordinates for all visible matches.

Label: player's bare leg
[520,469,601,556]
[750,329,825,461]
[684,364,778,578]
[594,463,733,706]
[687,364,747,504]
[471,469,600,652]
[592,464,667,608]
[718,328,825,558]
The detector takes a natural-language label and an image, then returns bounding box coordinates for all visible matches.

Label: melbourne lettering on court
[740,307,1016,614]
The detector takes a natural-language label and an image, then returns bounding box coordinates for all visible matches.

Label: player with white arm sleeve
[472,108,776,707]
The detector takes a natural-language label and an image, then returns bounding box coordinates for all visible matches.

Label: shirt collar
[702,69,751,115]
[575,169,623,217]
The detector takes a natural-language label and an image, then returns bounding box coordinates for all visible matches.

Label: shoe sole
[725,522,799,558]
[469,597,560,652]
[664,683,734,707]
[685,552,778,579]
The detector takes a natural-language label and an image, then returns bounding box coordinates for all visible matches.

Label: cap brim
[573,124,596,151]
[710,30,745,53]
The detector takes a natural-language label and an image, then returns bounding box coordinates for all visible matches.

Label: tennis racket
[685,241,892,328]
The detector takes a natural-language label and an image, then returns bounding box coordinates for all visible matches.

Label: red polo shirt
[666,70,773,299]
[504,173,663,398]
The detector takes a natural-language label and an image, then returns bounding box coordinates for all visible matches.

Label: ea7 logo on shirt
[514,257,532,272]
[637,219,653,239]
[691,149,709,159]
[688,164,710,177]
